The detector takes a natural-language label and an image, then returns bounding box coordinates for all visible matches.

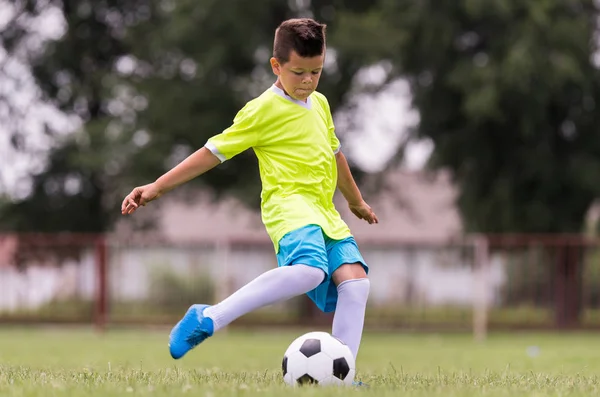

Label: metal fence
[1,233,600,337]
[0,233,105,325]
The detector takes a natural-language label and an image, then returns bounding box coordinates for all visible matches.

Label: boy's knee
[332,263,367,286]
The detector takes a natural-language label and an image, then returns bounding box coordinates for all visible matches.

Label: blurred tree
[0,0,151,232]
[0,0,381,232]
[334,0,600,327]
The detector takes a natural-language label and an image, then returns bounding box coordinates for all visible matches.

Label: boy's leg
[169,264,325,359]
[203,264,324,331]
[331,263,370,360]
[170,225,330,359]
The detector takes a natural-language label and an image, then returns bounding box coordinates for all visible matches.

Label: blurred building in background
[0,167,465,321]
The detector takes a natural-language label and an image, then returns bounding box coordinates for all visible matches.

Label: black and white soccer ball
[281,331,355,387]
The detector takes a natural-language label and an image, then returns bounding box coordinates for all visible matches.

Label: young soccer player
[121,18,378,368]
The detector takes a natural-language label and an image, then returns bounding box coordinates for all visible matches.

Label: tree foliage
[345,0,600,233]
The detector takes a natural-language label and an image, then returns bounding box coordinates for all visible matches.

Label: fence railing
[1,232,599,338]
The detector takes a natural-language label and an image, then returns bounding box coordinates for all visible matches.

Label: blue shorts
[276,224,368,313]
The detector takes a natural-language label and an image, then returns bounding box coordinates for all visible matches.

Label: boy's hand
[349,200,379,224]
[121,183,162,215]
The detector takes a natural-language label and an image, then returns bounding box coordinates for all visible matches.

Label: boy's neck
[275,80,307,103]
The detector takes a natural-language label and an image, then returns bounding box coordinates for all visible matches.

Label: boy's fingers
[366,211,378,224]
[126,199,138,211]
[372,212,379,223]
[121,196,130,212]
[121,194,140,214]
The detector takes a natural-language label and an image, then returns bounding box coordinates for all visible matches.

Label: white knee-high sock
[331,278,370,360]
[203,265,324,332]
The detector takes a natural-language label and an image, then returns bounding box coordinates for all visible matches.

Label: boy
[121,18,378,368]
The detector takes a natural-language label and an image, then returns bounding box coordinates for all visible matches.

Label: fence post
[94,236,108,332]
[473,235,490,342]
[554,242,583,329]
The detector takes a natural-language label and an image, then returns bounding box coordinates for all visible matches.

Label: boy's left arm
[335,151,379,224]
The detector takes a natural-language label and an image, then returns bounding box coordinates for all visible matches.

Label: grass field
[0,327,599,396]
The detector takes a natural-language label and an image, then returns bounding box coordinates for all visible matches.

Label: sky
[334,63,431,173]
[0,2,432,200]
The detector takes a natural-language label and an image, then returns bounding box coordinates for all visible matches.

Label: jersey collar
[270,85,312,110]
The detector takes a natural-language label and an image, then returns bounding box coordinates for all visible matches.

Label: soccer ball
[281,331,355,387]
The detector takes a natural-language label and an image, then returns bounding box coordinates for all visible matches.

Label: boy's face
[270,50,324,101]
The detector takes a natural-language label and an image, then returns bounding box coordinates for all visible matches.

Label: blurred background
[1,0,600,339]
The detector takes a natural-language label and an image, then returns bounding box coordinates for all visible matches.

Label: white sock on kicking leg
[203,265,324,332]
[331,278,370,360]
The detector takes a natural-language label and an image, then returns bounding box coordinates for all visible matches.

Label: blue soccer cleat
[353,380,369,388]
[169,304,214,359]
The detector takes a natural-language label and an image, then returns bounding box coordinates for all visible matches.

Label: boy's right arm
[121,147,220,215]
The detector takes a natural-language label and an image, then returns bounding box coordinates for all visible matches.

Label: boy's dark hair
[273,18,327,64]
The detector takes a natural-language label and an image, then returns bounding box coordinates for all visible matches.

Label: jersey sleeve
[327,111,341,154]
[322,95,341,154]
[205,103,260,162]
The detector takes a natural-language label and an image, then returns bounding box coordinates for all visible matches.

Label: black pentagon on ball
[333,357,350,380]
[299,338,321,358]
[297,374,318,385]
[282,355,288,376]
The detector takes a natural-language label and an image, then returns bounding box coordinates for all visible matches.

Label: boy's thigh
[308,236,369,312]
[275,226,369,313]
[326,236,369,286]
[276,224,329,275]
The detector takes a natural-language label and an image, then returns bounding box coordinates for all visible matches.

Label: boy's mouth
[295,88,312,95]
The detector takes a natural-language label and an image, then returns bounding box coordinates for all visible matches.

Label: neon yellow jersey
[205,85,352,252]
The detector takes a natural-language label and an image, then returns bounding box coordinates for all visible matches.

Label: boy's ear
[270,57,281,76]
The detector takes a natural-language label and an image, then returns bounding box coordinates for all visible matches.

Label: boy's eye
[312,71,321,75]
[292,71,303,75]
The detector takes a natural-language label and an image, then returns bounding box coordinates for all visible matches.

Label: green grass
[0,328,599,396]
